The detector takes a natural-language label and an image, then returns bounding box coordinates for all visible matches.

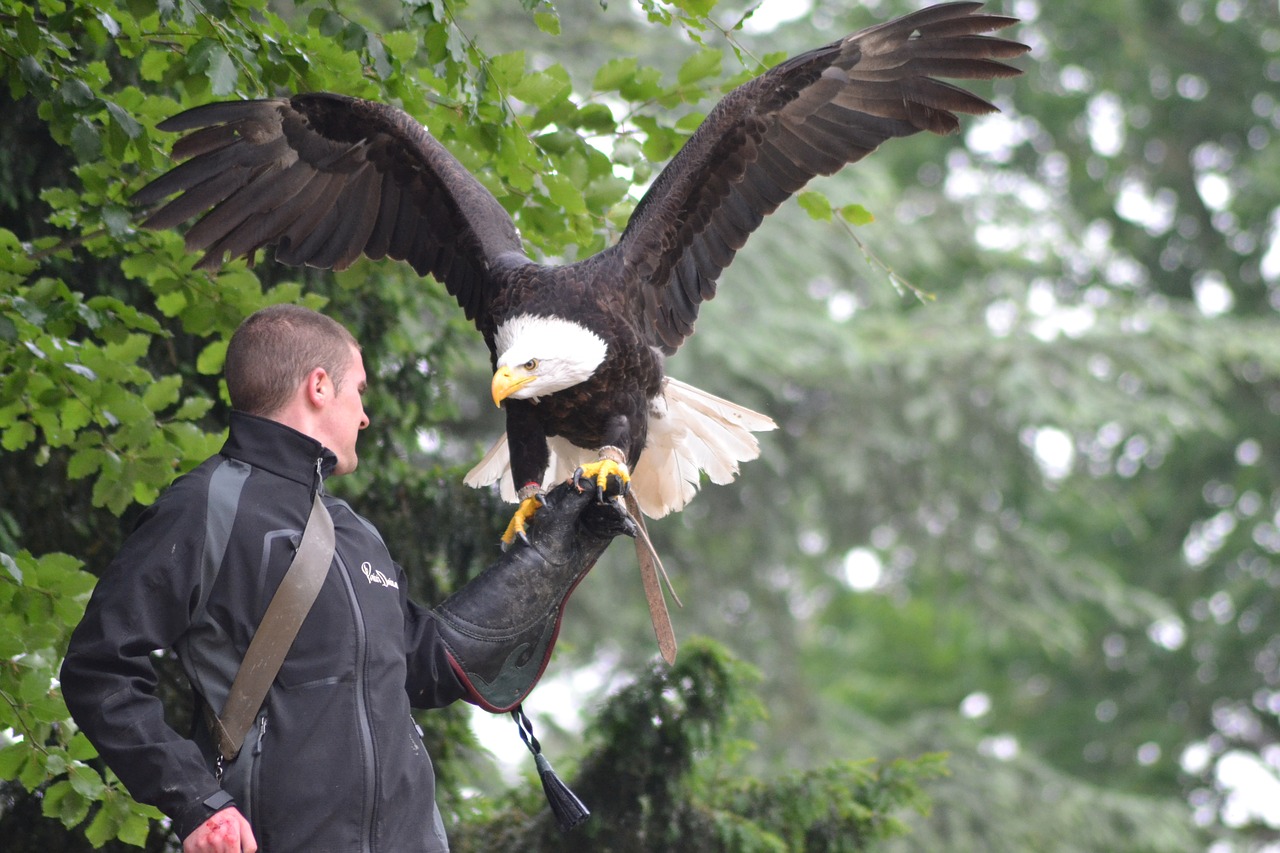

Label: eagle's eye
[523,359,538,371]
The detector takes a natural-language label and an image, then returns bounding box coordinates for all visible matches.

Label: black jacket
[61,412,466,851]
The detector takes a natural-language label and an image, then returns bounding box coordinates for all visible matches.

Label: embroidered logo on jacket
[361,561,400,589]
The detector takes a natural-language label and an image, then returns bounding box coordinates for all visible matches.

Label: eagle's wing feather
[132,94,527,332]
[617,1,1028,354]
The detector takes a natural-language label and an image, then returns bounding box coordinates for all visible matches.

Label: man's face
[323,345,369,476]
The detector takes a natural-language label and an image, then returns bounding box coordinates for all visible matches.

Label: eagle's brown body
[487,252,665,482]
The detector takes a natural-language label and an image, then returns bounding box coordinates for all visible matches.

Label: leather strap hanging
[207,492,335,761]
[624,491,679,665]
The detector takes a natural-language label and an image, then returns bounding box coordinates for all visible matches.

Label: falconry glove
[432,477,634,713]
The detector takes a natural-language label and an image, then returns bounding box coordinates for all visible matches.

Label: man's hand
[183,807,257,853]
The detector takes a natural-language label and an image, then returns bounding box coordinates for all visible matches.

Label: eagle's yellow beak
[491,365,536,407]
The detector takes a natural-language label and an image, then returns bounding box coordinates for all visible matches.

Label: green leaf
[0,742,28,780]
[139,49,173,82]
[15,8,41,53]
[44,778,93,827]
[85,296,164,334]
[67,447,103,480]
[84,798,120,847]
[677,48,722,86]
[118,254,153,281]
[105,101,143,139]
[0,228,38,275]
[58,79,96,108]
[59,397,93,433]
[172,396,215,421]
[544,173,586,214]
[104,334,149,365]
[511,67,569,107]
[68,733,99,762]
[69,764,107,800]
[1,552,21,584]
[573,103,616,133]
[18,746,45,790]
[488,51,526,90]
[672,0,717,15]
[594,56,638,92]
[18,667,51,703]
[206,46,238,96]
[37,550,86,580]
[366,35,391,77]
[196,339,228,376]
[797,191,832,222]
[17,55,52,96]
[70,120,102,161]
[621,65,664,101]
[102,205,132,238]
[3,421,36,452]
[42,780,73,820]
[142,374,182,412]
[118,807,154,846]
[839,203,876,226]
[155,289,188,317]
[675,111,704,133]
[534,11,560,35]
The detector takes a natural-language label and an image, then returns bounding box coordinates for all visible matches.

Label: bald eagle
[134,1,1026,567]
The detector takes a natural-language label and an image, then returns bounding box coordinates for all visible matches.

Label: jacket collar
[221,411,339,487]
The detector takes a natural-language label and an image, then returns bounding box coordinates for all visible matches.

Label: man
[61,304,628,852]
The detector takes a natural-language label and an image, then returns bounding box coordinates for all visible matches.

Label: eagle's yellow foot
[575,447,630,502]
[500,490,544,547]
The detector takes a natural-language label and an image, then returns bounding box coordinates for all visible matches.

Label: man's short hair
[226,305,360,417]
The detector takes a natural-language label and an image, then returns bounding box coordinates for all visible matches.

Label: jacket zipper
[335,545,378,853]
[313,458,377,852]
[244,712,267,826]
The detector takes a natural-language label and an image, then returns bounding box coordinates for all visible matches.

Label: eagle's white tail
[462,378,776,518]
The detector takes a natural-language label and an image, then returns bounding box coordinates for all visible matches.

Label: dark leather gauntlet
[432,478,634,713]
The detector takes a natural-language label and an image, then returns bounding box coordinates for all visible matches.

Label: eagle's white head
[490,314,608,405]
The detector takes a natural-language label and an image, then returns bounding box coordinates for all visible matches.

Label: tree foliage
[450,639,941,853]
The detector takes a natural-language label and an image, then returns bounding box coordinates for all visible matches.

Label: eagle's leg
[500,484,545,547]
[575,445,630,501]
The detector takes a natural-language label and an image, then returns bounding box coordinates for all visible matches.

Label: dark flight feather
[618,3,1026,353]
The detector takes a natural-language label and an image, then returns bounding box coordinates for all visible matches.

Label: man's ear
[304,367,331,408]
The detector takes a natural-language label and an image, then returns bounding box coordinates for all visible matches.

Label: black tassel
[512,704,591,831]
[535,751,591,831]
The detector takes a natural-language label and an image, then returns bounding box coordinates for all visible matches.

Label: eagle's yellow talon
[501,494,543,546]
[576,458,630,498]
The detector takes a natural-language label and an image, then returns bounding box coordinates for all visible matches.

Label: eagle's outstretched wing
[617,1,1029,355]
[132,93,526,329]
